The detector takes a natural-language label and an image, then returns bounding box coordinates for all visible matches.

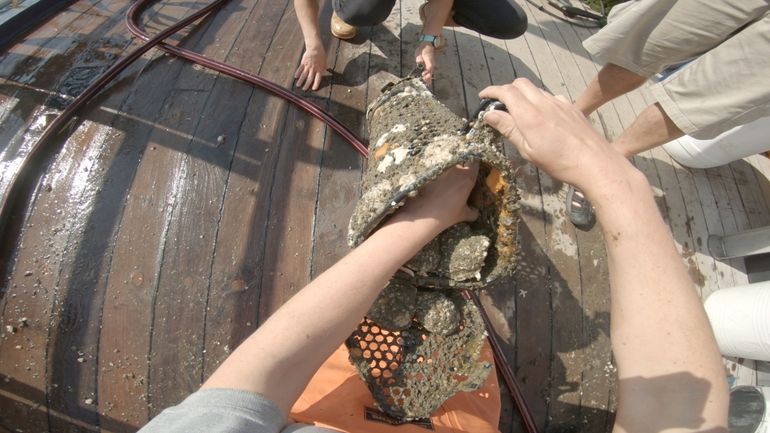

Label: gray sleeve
[138,388,286,433]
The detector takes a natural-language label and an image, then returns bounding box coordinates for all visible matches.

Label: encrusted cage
[348,77,520,289]
[346,77,520,420]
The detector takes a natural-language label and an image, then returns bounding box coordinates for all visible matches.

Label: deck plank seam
[84,3,188,425]
[518,2,590,426]
[140,0,233,413]
[186,0,268,383]
[8,1,150,429]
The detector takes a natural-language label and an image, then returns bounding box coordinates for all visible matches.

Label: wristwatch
[418,33,446,49]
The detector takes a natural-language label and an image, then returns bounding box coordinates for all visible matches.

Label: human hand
[415,43,436,85]
[389,163,479,232]
[479,78,630,193]
[295,43,327,91]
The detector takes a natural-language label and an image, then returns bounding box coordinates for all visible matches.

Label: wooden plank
[0,1,136,431]
[665,160,722,296]
[399,0,421,85]
[0,0,81,51]
[0,1,101,79]
[145,0,263,415]
[691,168,739,292]
[504,26,542,85]
[30,3,151,432]
[308,7,368,276]
[515,3,589,430]
[365,0,401,95]
[568,24,629,433]
[646,144,713,294]
[531,14,617,433]
[256,4,333,320]
[94,0,229,428]
[453,26,486,115]
[708,164,751,288]
[432,26,465,116]
[201,0,292,380]
[95,56,193,433]
[740,154,770,227]
[0,118,91,433]
[172,0,255,92]
[0,4,95,150]
[0,8,109,192]
[729,158,770,229]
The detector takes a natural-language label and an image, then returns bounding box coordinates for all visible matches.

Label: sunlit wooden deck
[0,0,768,432]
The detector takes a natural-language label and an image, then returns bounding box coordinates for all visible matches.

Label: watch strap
[418,34,440,47]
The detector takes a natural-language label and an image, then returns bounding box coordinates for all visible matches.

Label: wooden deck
[0,0,768,432]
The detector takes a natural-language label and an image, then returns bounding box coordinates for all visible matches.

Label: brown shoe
[418,2,457,27]
[331,12,357,40]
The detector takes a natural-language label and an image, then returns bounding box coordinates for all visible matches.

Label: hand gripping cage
[346,77,520,420]
[348,77,519,289]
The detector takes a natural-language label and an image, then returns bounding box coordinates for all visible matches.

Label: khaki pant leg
[583,0,770,77]
[651,12,770,139]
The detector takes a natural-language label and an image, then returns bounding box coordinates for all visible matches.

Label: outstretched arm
[294,0,327,91]
[480,79,728,433]
[202,164,479,415]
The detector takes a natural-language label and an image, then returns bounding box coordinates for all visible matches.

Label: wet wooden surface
[0,0,768,432]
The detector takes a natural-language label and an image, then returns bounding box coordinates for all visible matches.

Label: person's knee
[335,0,396,27]
[456,1,528,39]
[494,13,527,39]
[492,2,528,39]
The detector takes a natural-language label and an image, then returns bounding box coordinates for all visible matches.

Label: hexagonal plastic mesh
[346,294,492,420]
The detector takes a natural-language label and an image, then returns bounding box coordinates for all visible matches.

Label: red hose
[125,0,368,156]
[464,290,540,433]
[0,0,234,234]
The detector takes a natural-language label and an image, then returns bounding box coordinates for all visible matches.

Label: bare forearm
[587,164,728,430]
[203,215,444,414]
[294,0,322,47]
[478,77,728,432]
